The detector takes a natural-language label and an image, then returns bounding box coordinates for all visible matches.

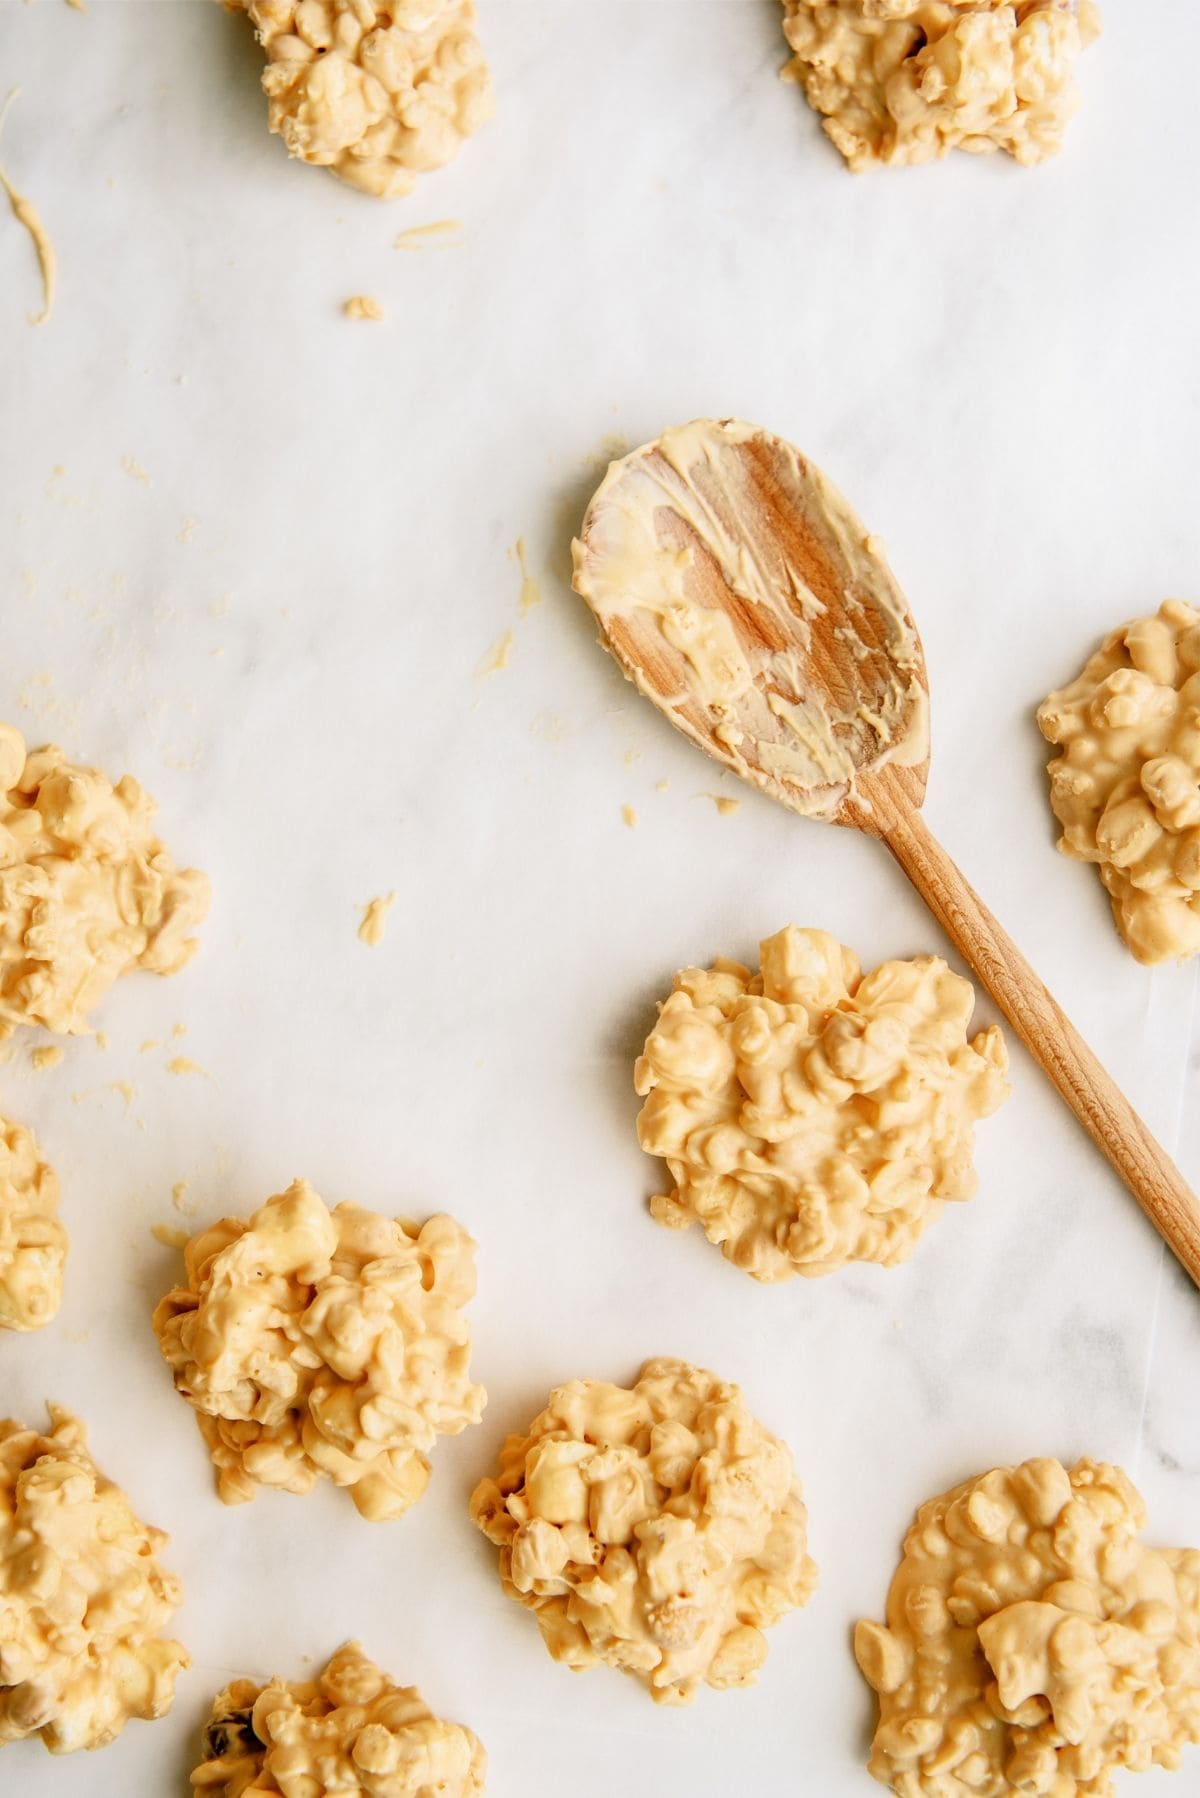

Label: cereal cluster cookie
[856,1457,1200,1796]
[224,0,494,198]
[635,926,1009,1281]
[153,1178,485,1520]
[470,1357,817,1705]
[0,1113,65,1332]
[191,1641,486,1795]
[780,0,1100,171]
[0,722,209,1038]
[1038,599,1200,964]
[0,1406,188,1755]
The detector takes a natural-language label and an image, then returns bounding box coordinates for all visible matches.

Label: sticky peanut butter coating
[153,1178,486,1520]
[636,925,1009,1281]
[780,0,1100,172]
[224,0,494,198]
[856,1457,1200,1796]
[0,1406,188,1756]
[1038,600,1200,964]
[0,722,209,1039]
[191,1641,486,1796]
[470,1357,817,1705]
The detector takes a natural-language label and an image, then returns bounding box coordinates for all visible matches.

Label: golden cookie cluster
[1038,599,1200,964]
[856,1457,1200,1796]
[191,1641,486,1796]
[470,1356,817,1705]
[0,1406,188,1755]
[225,0,494,197]
[0,1113,65,1332]
[635,925,1009,1281]
[780,0,1100,171]
[153,1178,486,1520]
[0,723,210,1039]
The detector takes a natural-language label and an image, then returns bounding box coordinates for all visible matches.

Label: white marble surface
[2,1,1199,1793]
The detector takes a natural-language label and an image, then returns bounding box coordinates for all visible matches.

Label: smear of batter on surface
[514,538,541,615]
[475,629,514,680]
[621,805,638,829]
[357,892,396,948]
[343,295,384,322]
[121,455,151,486]
[166,1057,207,1079]
[151,1223,189,1250]
[394,219,464,250]
[0,91,55,326]
[29,1045,63,1072]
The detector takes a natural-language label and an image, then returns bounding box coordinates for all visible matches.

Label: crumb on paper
[151,1223,189,1251]
[621,804,637,829]
[139,1039,161,1054]
[357,892,396,948]
[177,517,197,545]
[624,747,642,767]
[702,793,741,817]
[475,629,514,681]
[171,1180,192,1215]
[171,1022,186,1040]
[29,1045,63,1072]
[343,294,384,322]
[394,218,465,249]
[530,711,570,743]
[166,1057,207,1079]
[513,537,541,615]
[106,1081,136,1110]
[121,455,151,487]
[95,1032,109,1052]
[0,92,56,327]
[209,594,231,619]
[656,778,670,793]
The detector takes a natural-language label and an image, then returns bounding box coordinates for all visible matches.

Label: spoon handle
[881,805,1200,1288]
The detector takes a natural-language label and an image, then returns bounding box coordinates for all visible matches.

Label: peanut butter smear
[471,1357,817,1704]
[781,0,1101,172]
[856,1457,1200,1796]
[0,93,55,326]
[572,419,928,822]
[0,724,210,1039]
[191,1642,487,1796]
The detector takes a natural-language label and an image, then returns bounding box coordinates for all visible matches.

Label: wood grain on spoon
[572,418,1200,1288]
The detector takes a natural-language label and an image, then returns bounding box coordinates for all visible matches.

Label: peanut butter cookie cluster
[470,1357,817,1705]
[191,1641,486,1796]
[780,0,1101,172]
[224,0,494,198]
[0,1113,65,1331]
[0,722,209,1039]
[856,1457,1200,1796]
[1038,600,1200,965]
[153,1178,486,1520]
[0,1406,188,1755]
[636,925,1009,1282]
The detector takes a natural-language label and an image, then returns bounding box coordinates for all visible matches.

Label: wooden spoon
[572,417,1200,1288]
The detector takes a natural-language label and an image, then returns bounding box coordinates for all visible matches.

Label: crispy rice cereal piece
[780,1,1100,171]
[635,926,1009,1282]
[856,1457,1200,1796]
[470,1357,817,1705]
[153,1179,486,1521]
[0,722,209,1039]
[0,1405,188,1755]
[0,1114,66,1331]
[224,0,494,198]
[191,1641,486,1795]
[1038,600,1200,964]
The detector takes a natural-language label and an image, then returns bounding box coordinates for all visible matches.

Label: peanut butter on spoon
[572,418,1200,1286]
